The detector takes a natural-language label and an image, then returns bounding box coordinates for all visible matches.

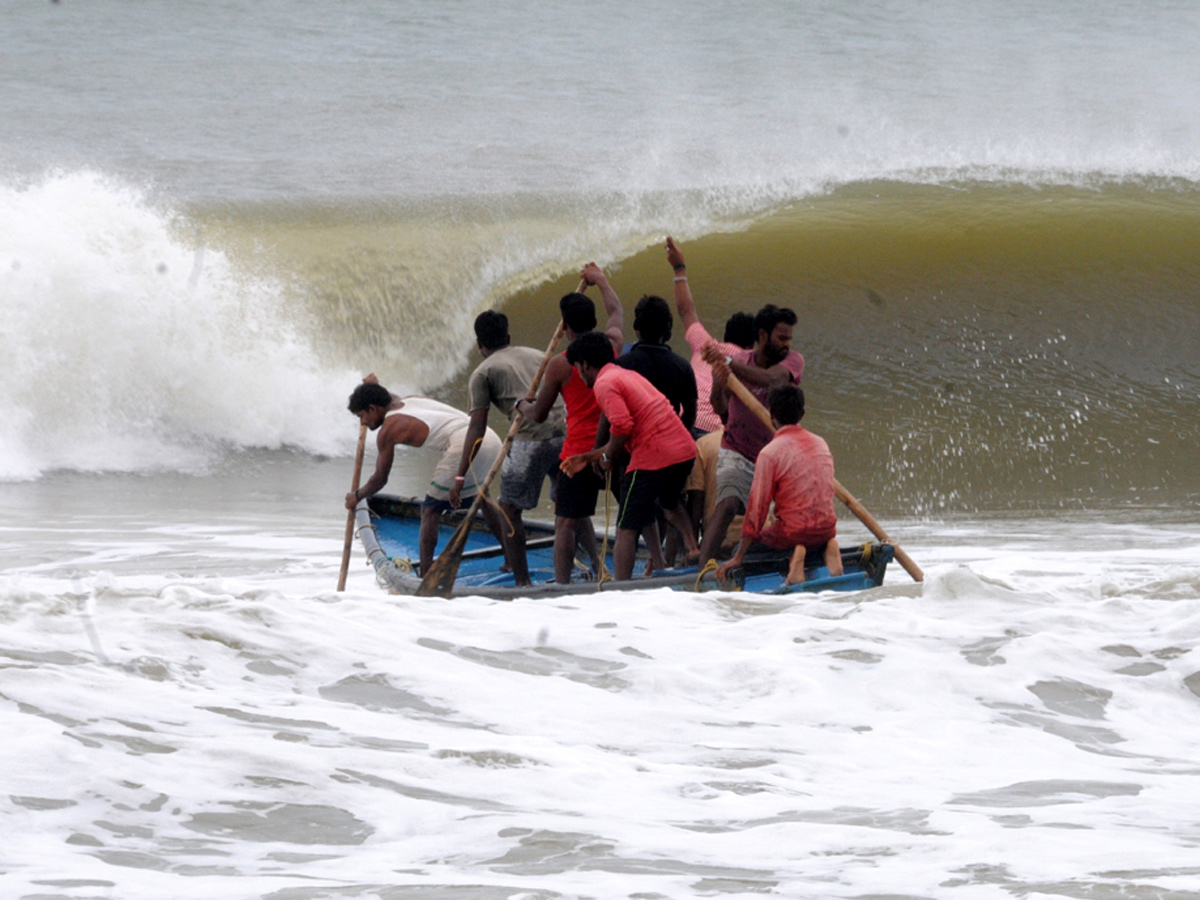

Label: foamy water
[4,487,1200,898]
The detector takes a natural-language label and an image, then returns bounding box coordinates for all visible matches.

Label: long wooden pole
[723,374,924,583]
[416,279,586,597]
[337,423,369,591]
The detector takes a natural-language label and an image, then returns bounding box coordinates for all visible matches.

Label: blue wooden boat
[352,494,893,598]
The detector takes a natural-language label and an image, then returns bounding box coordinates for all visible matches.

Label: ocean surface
[3,2,1200,898]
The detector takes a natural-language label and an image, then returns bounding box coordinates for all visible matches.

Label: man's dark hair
[632,295,672,343]
[474,310,510,351]
[768,383,805,426]
[754,303,797,339]
[723,312,755,349]
[348,382,392,413]
[566,331,614,370]
[560,292,597,334]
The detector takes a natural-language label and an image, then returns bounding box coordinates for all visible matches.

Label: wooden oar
[337,422,369,591]
[723,373,924,583]
[416,279,585,597]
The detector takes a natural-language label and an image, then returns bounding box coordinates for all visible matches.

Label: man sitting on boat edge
[346,380,508,577]
[716,384,842,585]
[698,302,805,566]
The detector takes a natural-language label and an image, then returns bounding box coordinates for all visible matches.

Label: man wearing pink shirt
[717,384,842,585]
[561,331,700,580]
[665,236,755,436]
[664,236,757,560]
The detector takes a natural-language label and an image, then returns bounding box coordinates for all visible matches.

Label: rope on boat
[376,555,415,593]
[596,467,614,589]
[696,558,721,592]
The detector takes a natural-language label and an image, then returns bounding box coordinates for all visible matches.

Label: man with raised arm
[346,380,507,577]
[716,384,841,585]
[698,302,805,566]
[449,310,566,586]
[664,236,757,558]
[665,236,756,436]
[514,263,624,583]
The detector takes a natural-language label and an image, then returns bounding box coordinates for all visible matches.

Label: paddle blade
[414,521,472,597]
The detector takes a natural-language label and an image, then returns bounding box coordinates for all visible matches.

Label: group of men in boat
[345,237,841,587]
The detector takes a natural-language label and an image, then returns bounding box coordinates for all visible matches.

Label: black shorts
[616,459,694,532]
[555,465,604,520]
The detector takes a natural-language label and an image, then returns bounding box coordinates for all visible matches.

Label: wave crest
[0,172,358,479]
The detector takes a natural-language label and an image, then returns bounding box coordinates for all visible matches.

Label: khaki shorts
[427,427,502,503]
[714,447,755,512]
[685,429,722,518]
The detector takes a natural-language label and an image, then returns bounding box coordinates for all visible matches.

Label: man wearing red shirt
[716,384,842,585]
[561,331,700,581]
[516,263,624,583]
[699,303,805,565]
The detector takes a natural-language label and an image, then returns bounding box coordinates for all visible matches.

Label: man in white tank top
[346,379,504,575]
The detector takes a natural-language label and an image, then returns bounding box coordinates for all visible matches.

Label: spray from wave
[0,172,360,480]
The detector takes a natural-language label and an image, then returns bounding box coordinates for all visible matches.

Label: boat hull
[354,494,893,599]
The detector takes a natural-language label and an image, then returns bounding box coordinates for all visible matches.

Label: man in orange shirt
[716,384,843,585]
[561,331,700,581]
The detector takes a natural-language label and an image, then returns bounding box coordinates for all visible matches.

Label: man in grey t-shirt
[449,310,565,585]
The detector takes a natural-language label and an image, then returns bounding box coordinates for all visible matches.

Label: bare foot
[785,545,807,585]
[824,538,844,577]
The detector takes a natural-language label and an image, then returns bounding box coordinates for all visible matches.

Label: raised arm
[582,262,625,352]
[666,236,701,331]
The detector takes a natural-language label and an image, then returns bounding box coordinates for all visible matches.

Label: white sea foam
[0,173,360,480]
[2,490,1200,899]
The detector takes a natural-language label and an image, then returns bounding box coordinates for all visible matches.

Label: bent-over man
[346,381,506,576]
